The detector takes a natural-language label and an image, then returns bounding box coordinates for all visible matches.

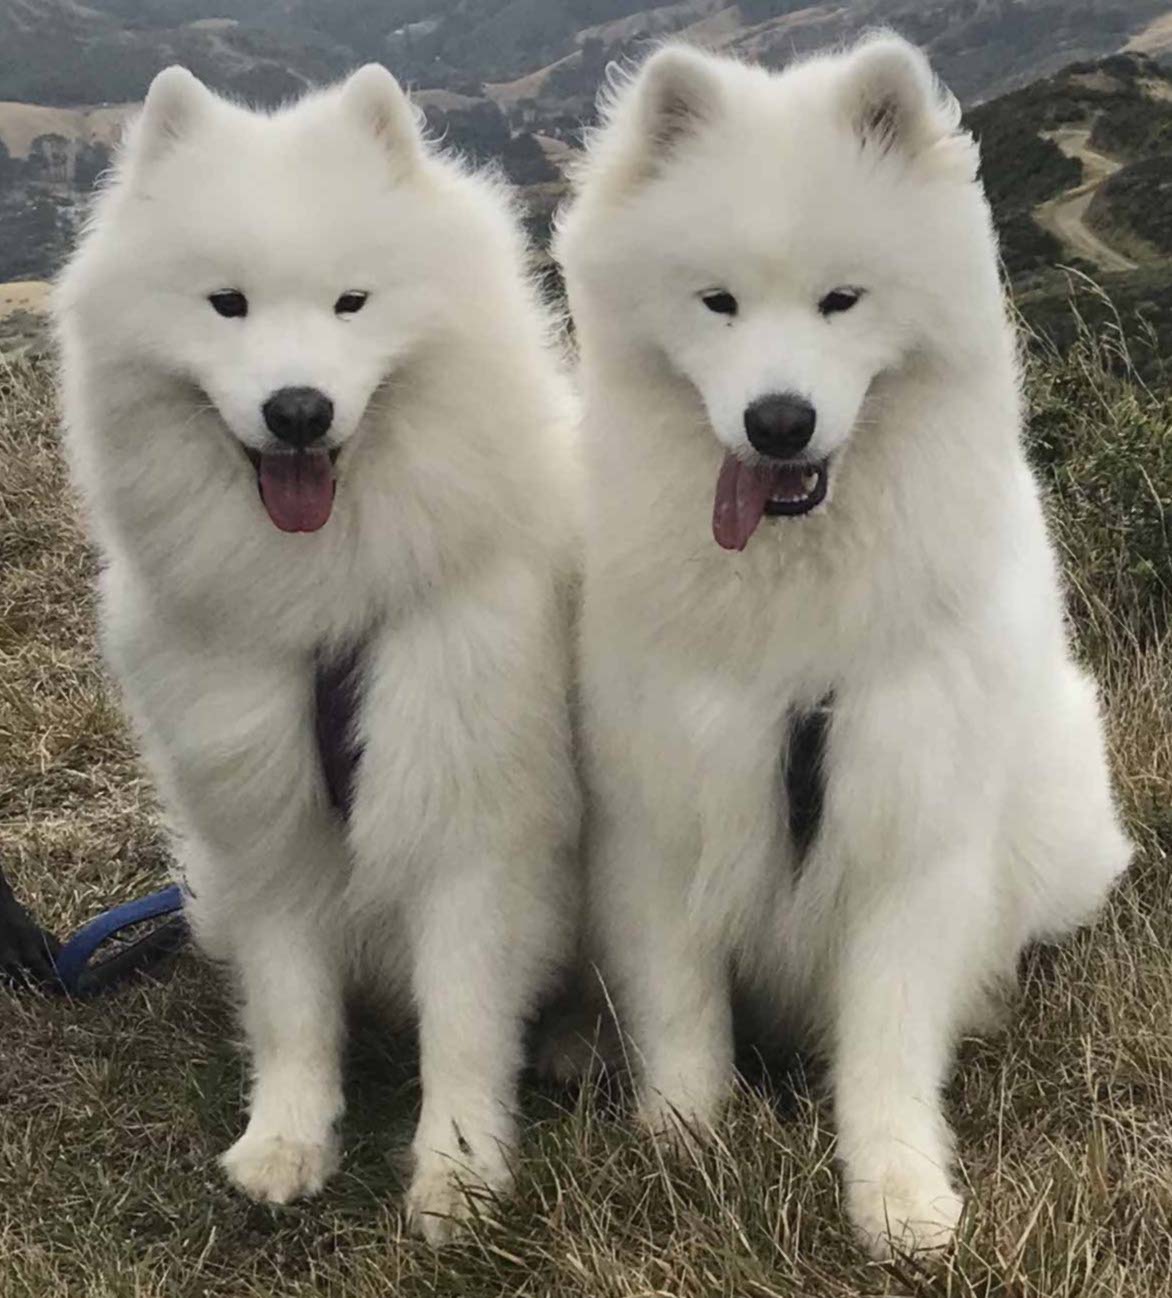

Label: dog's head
[61,65,479,533]
[557,36,994,550]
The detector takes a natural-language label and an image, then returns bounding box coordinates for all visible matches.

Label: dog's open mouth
[712,452,829,551]
[243,447,340,534]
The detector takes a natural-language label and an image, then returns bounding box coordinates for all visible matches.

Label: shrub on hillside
[1091,97,1172,159]
[1088,155,1172,255]
[966,102,1080,276]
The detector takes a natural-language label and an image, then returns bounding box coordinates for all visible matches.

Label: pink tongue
[712,453,790,551]
[258,452,335,533]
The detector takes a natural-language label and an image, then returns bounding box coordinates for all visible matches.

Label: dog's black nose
[262,386,334,448]
[743,394,816,459]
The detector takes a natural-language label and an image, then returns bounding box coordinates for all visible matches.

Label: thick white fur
[557,36,1131,1256]
[55,65,580,1241]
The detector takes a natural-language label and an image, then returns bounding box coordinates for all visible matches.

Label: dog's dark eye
[335,291,368,316]
[819,287,862,316]
[208,289,248,318]
[701,289,738,317]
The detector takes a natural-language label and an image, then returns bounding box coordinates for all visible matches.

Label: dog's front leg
[218,883,345,1205]
[404,852,539,1244]
[632,918,733,1142]
[595,812,733,1138]
[109,629,349,1205]
[585,671,781,1140]
[824,674,997,1258]
[347,559,578,1244]
[830,871,972,1258]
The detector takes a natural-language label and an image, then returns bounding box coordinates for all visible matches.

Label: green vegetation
[966,101,1080,275]
[420,99,558,184]
[0,192,74,284]
[1025,290,1172,646]
[1,299,1170,1295]
[1088,155,1172,257]
[960,52,1172,345]
[967,116,1081,212]
[1092,95,1172,156]
[0,134,110,282]
[1085,54,1172,157]
[1019,265,1172,374]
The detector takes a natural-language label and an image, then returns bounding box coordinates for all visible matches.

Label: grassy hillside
[1,318,1169,1296]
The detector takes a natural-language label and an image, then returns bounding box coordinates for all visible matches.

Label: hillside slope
[966,52,1172,269]
[1,0,1169,108]
[3,16,1172,354]
[1035,128,1137,273]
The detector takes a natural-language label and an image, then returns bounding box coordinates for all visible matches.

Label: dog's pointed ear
[340,64,422,173]
[133,66,213,166]
[633,45,723,156]
[839,35,953,156]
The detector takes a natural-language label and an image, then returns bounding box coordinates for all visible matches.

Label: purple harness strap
[314,641,366,816]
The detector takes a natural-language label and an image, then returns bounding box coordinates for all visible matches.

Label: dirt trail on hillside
[1034,127,1138,273]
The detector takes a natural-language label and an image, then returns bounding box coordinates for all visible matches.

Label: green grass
[1,326,1170,1296]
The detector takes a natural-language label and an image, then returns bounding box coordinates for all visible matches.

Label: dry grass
[0,335,1169,1297]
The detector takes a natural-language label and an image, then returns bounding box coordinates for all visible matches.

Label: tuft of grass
[1,336,1170,1297]
[1025,286,1172,650]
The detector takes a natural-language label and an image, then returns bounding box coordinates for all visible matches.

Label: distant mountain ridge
[3,3,1172,358]
[2,0,1170,109]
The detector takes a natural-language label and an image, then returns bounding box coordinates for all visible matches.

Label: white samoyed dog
[56,65,580,1241]
[556,36,1131,1255]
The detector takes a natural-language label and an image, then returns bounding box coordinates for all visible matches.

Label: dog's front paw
[405,1147,512,1245]
[220,1130,339,1204]
[636,1084,721,1154]
[846,1165,963,1259]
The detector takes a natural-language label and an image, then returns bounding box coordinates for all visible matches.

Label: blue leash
[53,884,186,996]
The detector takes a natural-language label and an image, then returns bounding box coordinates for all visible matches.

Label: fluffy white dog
[556,35,1131,1255]
[56,64,580,1241]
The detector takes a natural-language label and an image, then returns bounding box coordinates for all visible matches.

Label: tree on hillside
[0,139,17,192]
[27,135,71,184]
[74,141,112,190]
